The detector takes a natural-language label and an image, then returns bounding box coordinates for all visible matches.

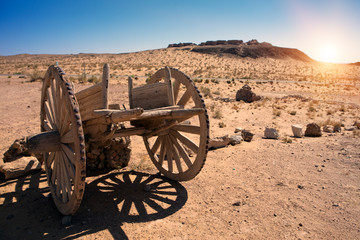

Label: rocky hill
[168,39,315,62]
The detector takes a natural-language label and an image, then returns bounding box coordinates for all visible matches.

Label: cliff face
[191,44,315,62]
[168,39,315,62]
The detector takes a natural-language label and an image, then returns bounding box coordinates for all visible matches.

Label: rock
[234,127,243,133]
[228,135,243,145]
[208,136,231,150]
[353,120,360,129]
[235,84,262,103]
[334,124,341,132]
[241,130,254,142]
[291,124,303,138]
[305,123,322,137]
[0,156,41,180]
[345,126,356,131]
[264,127,279,139]
[323,125,334,133]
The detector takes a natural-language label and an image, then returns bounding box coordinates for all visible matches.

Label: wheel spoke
[44,101,56,128]
[164,136,173,172]
[172,145,183,173]
[51,152,58,184]
[46,90,56,127]
[61,130,73,143]
[170,134,192,168]
[50,79,58,124]
[158,138,166,166]
[59,154,71,203]
[150,136,162,154]
[171,124,200,135]
[59,102,70,135]
[61,144,76,165]
[61,151,75,180]
[177,88,191,106]
[44,120,52,131]
[171,130,199,153]
[47,152,55,168]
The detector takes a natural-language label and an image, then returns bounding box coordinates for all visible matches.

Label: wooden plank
[171,124,200,135]
[128,77,133,109]
[85,108,143,125]
[133,108,204,121]
[164,66,174,106]
[101,64,109,109]
[78,91,103,109]
[132,82,170,110]
[75,83,102,100]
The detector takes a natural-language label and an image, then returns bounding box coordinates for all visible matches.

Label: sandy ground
[0,53,360,239]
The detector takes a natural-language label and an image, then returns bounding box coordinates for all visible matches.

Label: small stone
[323,125,334,133]
[61,216,72,226]
[234,127,243,133]
[297,185,304,189]
[354,120,360,129]
[232,201,241,206]
[292,124,303,138]
[264,127,279,139]
[0,156,41,180]
[228,134,243,145]
[241,130,254,142]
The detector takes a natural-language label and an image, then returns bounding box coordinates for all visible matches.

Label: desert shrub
[282,137,292,143]
[200,87,212,97]
[273,109,281,117]
[218,122,226,128]
[213,109,223,119]
[205,79,209,84]
[8,75,11,78]
[87,75,100,84]
[78,74,86,83]
[29,70,44,82]
[213,90,221,95]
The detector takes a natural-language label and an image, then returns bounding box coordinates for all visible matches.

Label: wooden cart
[27,64,209,215]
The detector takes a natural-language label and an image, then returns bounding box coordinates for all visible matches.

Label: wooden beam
[75,83,102,100]
[102,64,109,109]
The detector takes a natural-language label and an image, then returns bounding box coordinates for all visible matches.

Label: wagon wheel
[40,66,86,215]
[143,67,209,181]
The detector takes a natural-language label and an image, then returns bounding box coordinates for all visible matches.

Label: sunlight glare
[319,44,338,63]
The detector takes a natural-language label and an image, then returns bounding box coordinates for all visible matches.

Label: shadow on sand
[0,170,188,239]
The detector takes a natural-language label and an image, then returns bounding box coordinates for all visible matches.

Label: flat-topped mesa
[167,39,271,48]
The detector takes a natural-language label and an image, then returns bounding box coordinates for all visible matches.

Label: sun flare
[319,44,338,63]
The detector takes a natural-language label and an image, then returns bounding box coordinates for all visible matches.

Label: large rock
[208,136,231,150]
[292,124,303,138]
[264,127,279,139]
[0,156,41,180]
[354,120,360,129]
[236,84,261,103]
[241,130,254,142]
[208,134,243,150]
[305,123,322,137]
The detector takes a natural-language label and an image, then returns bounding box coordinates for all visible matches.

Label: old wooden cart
[27,64,209,215]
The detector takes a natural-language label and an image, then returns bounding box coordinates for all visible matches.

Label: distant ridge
[168,39,315,62]
[348,62,360,66]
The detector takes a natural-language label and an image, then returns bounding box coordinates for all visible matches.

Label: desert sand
[0,47,359,239]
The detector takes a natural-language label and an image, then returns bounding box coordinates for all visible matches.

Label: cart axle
[26,131,61,153]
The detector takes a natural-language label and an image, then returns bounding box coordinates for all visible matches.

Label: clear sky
[0,0,359,63]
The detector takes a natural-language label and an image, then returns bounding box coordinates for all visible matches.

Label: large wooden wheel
[40,66,86,215]
[143,67,209,181]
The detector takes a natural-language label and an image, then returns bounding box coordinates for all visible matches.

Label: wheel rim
[40,66,86,215]
[143,67,209,181]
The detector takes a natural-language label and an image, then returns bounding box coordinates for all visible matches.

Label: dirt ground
[0,59,360,239]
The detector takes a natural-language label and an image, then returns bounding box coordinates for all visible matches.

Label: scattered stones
[354,120,360,129]
[305,123,322,137]
[292,124,303,138]
[235,84,262,103]
[0,156,41,180]
[345,126,356,131]
[323,125,334,133]
[241,130,254,142]
[264,127,279,139]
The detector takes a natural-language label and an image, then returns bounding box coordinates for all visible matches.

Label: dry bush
[200,87,212,97]
[213,109,223,119]
[218,122,226,128]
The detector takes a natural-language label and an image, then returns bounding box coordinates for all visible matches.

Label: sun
[318,44,338,63]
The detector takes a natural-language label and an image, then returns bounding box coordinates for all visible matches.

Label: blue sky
[0,0,359,63]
